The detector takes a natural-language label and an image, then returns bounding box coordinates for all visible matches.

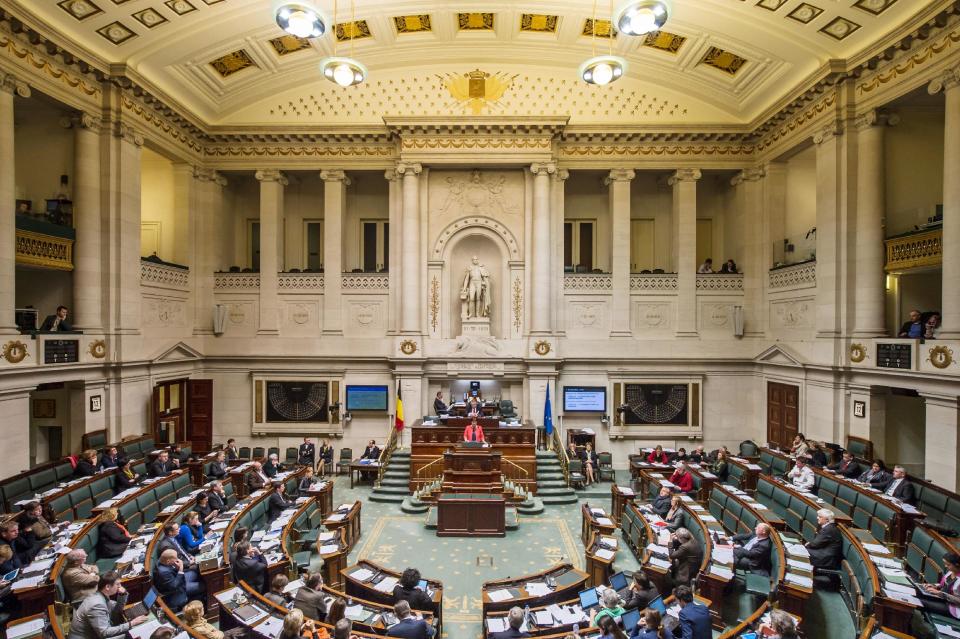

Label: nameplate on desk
[446,361,505,373]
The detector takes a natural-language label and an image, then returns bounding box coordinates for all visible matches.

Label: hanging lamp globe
[579,54,626,86]
[274,2,325,39]
[614,0,670,36]
[320,56,368,87]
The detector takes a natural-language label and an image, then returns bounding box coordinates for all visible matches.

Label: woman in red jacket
[669,462,695,493]
[647,445,669,464]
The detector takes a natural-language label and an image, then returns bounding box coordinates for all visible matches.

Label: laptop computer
[609,571,628,595]
[578,587,599,611]
[647,596,667,615]
[620,608,640,633]
[125,587,158,620]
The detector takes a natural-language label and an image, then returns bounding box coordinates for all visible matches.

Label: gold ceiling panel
[199,0,224,4]
[854,0,898,15]
[394,15,432,33]
[458,13,494,31]
[96,21,137,45]
[335,20,372,41]
[787,3,823,24]
[164,0,197,16]
[756,0,789,11]
[132,7,169,29]
[269,35,312,56]
[520,14,558,33]
[209,49,257,78]
[582,18,615,38]
[700,46,747,76]
[57,0,103,21]
[642,30,686,54]
[819,16,861,40]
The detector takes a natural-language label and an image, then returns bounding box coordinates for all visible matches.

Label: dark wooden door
[767,382,799,448]
[187,379,214,454]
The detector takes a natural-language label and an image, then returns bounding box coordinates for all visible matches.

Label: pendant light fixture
[319,0,367,87]
[614,0,670,37]
[581,0,626,86]
[274,1,325,39]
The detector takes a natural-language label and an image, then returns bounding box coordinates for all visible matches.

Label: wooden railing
[885,227,942,272]
[501,457,529,484]
[375,425,400,487]
[415,455,444,490]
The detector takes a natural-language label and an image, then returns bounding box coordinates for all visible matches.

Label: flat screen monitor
[578,587,599,609]
[345,385,389,411]
[563,386,607,413]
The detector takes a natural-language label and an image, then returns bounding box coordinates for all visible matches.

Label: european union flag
[544,385,553,435]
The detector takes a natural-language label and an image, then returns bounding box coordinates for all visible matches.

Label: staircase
[535,449,578,505]
[371,449,411,504]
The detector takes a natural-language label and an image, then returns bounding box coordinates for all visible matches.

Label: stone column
[923,394,960,492]
[732,167,765,337]
[113,123,144,336]
[385,169,400,334]
[813,122,845,338]
[530,162,556,335]
[552,169,569,336]
[930,67,960,338]
[669,169,701,337]
[172,164,194,267]
[606,169,635,337]
[397,163,422,335]
[193,168,226,334]
[853,110,897,337]
[0,74,29,333]
[0,389,30,470]
[255,169,287,335]
[71,111,104,332]
[320,170,350,335]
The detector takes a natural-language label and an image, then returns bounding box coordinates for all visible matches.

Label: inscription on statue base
[460,317,491,337]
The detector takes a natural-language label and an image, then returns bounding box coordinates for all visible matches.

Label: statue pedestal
[461,318,491,337]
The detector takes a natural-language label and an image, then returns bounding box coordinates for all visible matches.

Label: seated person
[69,571,147,639]
[96,508,131,559]
[279,609,328,639]
[149,451,175,478]
[183,600,224,639]
[925,312,942,340]
[176,511,206,555]
[463,419,485,443]
[662,494,686,532]
[153,549,205,613]
[806,509,843,572]
[688,445,707,464]
[386,599,435,639]
[732,523,773,575]
[790,434,809,459]
[590,589,625,626]
[298,466,320,494]
[761,610,798,639]
[393,567,434,612]
[806,441,828,468]
[674,586,711,639]
[318,440,334,476]
[0,521,35,567]
[246,461,270,492]
[224,439,240,461]
[857,459,892,487]
[697,258,714,274]
[646,445,669,464]
[786,457,815,491]
[631,609,663,639]
[433,392,448,415]
[194,494,215,524]
[651,487,673,517]
[74,449,99,478]
[362,440,381,461]
[263,454,284,478]
[672,448,689,464]
[712,449,729,481]
[20,501,52,553]
[582,443,598,485]
[265,574,290,607]
[114,458,140,493]
[99,447,120,470]
[207,451,228,480]
[489,607,529,639]
[268,482,295,521]
[61,549,100,603]
[232,541,268,593]
[669,462,694,494]
[719,259,738,274]
[879,465,917,505]
[668,528,702,588]
[597,615,627,639]
[920,552,960,621]
[40,305,73,332]
[169,444,190,466]
[294,572,327,621]
[207,481,227,514]
[898,309,924,338]
[298,437,316,467]
[828,451,861,479]
[158,521,197,565]
[623,572,659,611]
[333,619,352,639]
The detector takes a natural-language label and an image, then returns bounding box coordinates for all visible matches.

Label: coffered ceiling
[8,0,940,126]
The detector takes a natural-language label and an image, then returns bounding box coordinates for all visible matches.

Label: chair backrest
[238,446,251,459]
[339,448,352,461]
[569,459,583,473]
[739,440,759,457]
[252,447,265,459]
[285,447,298,463]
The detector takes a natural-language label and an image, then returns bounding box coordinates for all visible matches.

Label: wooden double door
[767,382,799,449]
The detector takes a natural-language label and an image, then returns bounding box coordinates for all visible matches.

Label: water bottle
[573,623,580,637]
[524,604,530,623]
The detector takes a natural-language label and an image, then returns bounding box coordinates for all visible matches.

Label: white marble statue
[460,256,491,319]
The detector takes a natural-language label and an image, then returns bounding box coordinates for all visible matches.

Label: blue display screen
[345,385,389,411]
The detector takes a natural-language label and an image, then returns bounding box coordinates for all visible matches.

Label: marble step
[369,492,406,503]
[538,480,568,489]
[400,497,430,514]
[540,493,579,505]
[516,497,545,515]
[383,469,410,478]
[379,478,410,488]
[371,484,409,495]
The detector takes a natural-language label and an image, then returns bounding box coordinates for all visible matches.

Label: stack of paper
[350,568,374,581]
[617,486,634,495]
[595,548,615,560]
[257,616,284,639]
[486,618,509,633]
[326,513,346,522]
[596,517,613,526]
[786,544,809,558]
[6,618,45,639]
[283,578,305,594]
[488,589,513,602]
[319,544,340,555]
[601,536,618,548]
[785,574,813,588]
[345,605,368,622]
[525,582,551,597]
[786,559,809,572]
[648,557,671,570]
[935,624,960,638]
[534,610,554,627]
[863,542,891,555]
[709,566,734,580]
[374,577,399,593]
[883,586,921,606]
[128,620,164,639]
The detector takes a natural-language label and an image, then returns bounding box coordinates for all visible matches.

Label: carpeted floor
[319,467,854,639]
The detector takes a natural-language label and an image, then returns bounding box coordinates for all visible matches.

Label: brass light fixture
[320,0,367,86]
[614,0,670,36]
[581,0,626,85]
[274,1,325,39]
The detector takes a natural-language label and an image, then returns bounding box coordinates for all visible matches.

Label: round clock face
[850,344,866,363]
[930,346,953,369]
[266,382,328,422]
[3,341,27,364]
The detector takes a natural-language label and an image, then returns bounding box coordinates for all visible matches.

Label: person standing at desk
[463,417,486,443]
[434,392,448,415]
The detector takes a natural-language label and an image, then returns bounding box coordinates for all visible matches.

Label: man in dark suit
[879,465,917,506]
[362,440,381,461]
[40,305,73,332]
[232,541,268,593]
[652,486,673,517]
[433,392,448,415]
[386,600,435,639]
[149,451,174,478]
[99,447,120,470]
[206,481,227,515]
[488,607,529,639]
[298,437,316,467]
[672,585,710,639]
[827,451,861,479]
[153,549,203,612]
[668,528,702,588]
[267,482,294,521]
[732,523,773,575]
[806,509,843,572]
[0,521,36,567]
[225,439,239,461]
[246,462,269,492]
[263,454,283,478]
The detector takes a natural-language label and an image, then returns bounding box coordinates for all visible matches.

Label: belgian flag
[395,386,404,431]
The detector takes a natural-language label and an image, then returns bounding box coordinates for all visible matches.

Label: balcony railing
[15,214,74,271]
[885,227,942,272]
[768,260,817,290]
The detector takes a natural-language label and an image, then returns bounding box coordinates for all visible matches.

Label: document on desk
[210,520,231,531]
[214,587,241,605]
[617,486,634,495]
[345,605,368,622]
[590,508,606,516]
[284,579,305,594]
[711,548,733,564]
[535,610,554,626]
[646,543,670,556]
[6,618,45,639]
[648,557,671,570]
[785,544,809,558]
[525,582,551,597]
[709,566,733,580]
[786,559,810,572]
[785,573,813,589]
[883,587,921,606]
[699,515,718,523]
[883,581,917,596]
[12,575,45,590]
[872,555,902,570]
[595,548,615,560]
[350,568,375,582]
[488,589,513,602]
[375,577,399,593]
[936,624,960,638]
[753,503,769,510]
[688,504,705,512]
[257,616,284,639]
[601,536,618,548]
[595,517,613,526]
[319,544,340,555]
[326,513,346,522]
[128,620,164,639]
[863,542,891,555]
[486,618,509,633]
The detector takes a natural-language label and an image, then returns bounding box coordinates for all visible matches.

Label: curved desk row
[610,484,636,524]
[342,559,443,618]
[481,563,589,615]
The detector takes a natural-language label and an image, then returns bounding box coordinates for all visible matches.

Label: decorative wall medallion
[512,278,522,333]
[228,306,247,325]
[700,47,747,76]
[534,340,551,356]
[577,304,601,327]
[520,14,558,33]
[853,0,897,15]
[787,3,823,23]
[2,340,28,364]
[164,0,196,16]
[335,20,372,41]
[399,340,418,355]
[819,17,861,40]
[438,71,517,116]
[435,170,519,214]
[458,12,494,31]
[929,345,954,370]
[774,301,810,327]
[132,7,168,28]
[637,304,669,327]
[57,0,103,20]
[209,49,257,78]
[269,35,312,56]
[429,276,440,333]
[354,304,376,326]
[582,18,614,38]
[706,304,729,327]
[643,31,686,54]
[394,15,431,33]
[89,339,107,359]
[96,21,137,45]
[850,342,867,363]
[290,304,310,325]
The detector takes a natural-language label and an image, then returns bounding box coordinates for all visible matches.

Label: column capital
[113,122,144,147]
[667,168,701,185]
[928,65,960,95]
[920,392,960,408]
[395,162,422,176]
[603,168,636,185]
[320,169,352,185]
[0,73,30,98]
[855,109,900,131]
[193,166,227,186]
[384,168,399,182]
[60,111,103,133]
[530,162,557,177]
[812,121,844,144]
[730,166,765,186]
[255,169,289,185]
[553,168,570,182]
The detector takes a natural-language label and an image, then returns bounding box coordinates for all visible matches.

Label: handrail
[416,455,444,477]
[552,429,570,484]
[501,457,529,477]
[375,425,399,487]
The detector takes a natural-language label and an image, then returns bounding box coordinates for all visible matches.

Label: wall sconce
[600,414,609,426]
[343,412,352,424]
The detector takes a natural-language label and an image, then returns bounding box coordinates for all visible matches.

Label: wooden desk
[442,448,502,493]
[725,456,762,491]
[581,503,616,545]
[610,484,636,524]
[437,493,505,537]
[324,500,362,548]
[584,529,614,587]
[342,559,443,630]
[349,461,380,489]
[481,563,589,615]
